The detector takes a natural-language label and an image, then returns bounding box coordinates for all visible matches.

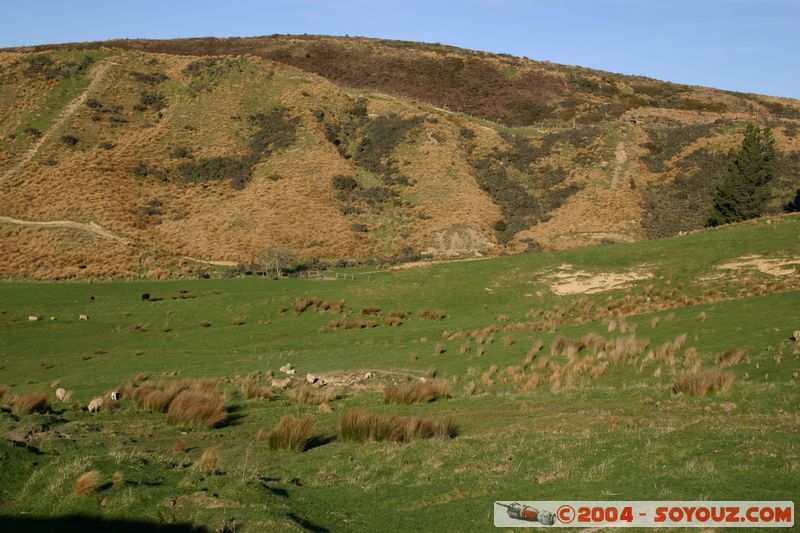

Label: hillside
[1,216,798,529]
[1,36,799,279]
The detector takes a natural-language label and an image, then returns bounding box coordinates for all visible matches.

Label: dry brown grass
[241,376,274,400]
[433,342,446,355]
[717,348,747,367]
[132,379,217,412]
[267,415,315,451]
[288,386,339,405]
[111,471,124,487]
[73,470,103,495]
[14,390,50,414]
[361,307,382,317]
[697,311,708,322]
[673,368,734,396]
[166,390,227,428]
[172,440,187,454]
[388,309,410,319]
[337,410,458,443]
[417,309,446,320]
[194,448,220,473]
[384,380,450,404]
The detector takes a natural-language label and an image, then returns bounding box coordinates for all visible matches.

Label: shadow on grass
[287,512,330,533]
[303,434,337,452]
[0,515,206,532]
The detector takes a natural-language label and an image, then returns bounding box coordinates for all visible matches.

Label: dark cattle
[141,293,150,302]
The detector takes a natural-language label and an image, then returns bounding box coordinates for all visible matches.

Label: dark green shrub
[352,223,369,233]
[356,114,422,175]
[332,175,358,191]
[178,156,253,189]
[170,146,193,159]
[134,91,166,112]
[23,127,42,138]
[248,108,299,155]
[60,135,79,146]
[86,98,103,109]
[99,142,115,150]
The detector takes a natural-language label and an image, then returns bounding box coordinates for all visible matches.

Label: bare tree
[261,247,296,278]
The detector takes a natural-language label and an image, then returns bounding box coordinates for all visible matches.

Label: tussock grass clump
[388,310,410,319]
[417,309,446,320]
[14,391,51,415]
[73,470,103,495]
[111,471,124,487]
[384,380,450,404]
[717,348,747,367]
[434,342,446,355]
[337,411,458,443]
[166,390,227,428]
[132,379,218,413]
[267,416,315,451]
[241,376,274,400]
[194,448,220,473]
[172,440,187,454]
[673,368,734,396]
[361,307,382,317]
[288,386,339,405]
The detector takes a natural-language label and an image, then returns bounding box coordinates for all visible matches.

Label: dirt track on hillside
[0,215,132,244]
[0,59,114,182]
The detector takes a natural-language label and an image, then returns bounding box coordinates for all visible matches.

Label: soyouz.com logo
[493,501,795,528]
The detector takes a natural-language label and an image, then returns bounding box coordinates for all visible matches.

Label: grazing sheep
[55,388,67,401]
[28,315,40,322]
[87,397,104,413]
[109,391,120,401]
[793,330,800,343]
[79,314,89,321]
[364,372,374,380]
[271,378,291,389]
[306,374,318,384]
[279,363,294,374]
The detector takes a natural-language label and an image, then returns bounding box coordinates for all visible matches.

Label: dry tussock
[717,348,747,367]
[195,448,220,473]
[673,368,734,396]
[459,341,471,354]
[73,470,103,495]
[434,342,446,355]
[267,415,315,451]
[172,440,187,454]
[111,471,124,487]
[288,386,339,405]
[241,376,274,400]
[384,380,450,404]
[132,379,217,412]
[166,390,227,428]
[417,309,446,320]
[14,391,51,414]
[337,411,457,442]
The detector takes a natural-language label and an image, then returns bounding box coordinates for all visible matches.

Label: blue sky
[2,0,798,98]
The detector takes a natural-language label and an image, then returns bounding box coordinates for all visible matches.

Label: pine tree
[708,124,776,226]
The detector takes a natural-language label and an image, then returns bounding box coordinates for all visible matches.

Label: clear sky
[2,0,798,98]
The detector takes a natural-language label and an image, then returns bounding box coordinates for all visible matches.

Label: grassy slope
[0,217,798,530]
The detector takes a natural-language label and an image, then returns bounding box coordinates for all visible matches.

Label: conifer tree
[708,124,776,225]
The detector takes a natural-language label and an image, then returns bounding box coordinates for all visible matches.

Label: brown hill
[0,36,798,279]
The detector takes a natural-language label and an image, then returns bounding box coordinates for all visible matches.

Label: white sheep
[28,315,40,322]
[88,397,104,413]
[55,388,67,401]
[306,373,318,384]
[271,377,291,389]
[109,391,120,401]
[79,314,89,321]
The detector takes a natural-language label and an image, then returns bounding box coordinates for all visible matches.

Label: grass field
[1,216,799,531]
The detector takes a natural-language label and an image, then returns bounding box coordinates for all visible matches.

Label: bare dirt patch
[547,264,652,295]
[717,255,799,277]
